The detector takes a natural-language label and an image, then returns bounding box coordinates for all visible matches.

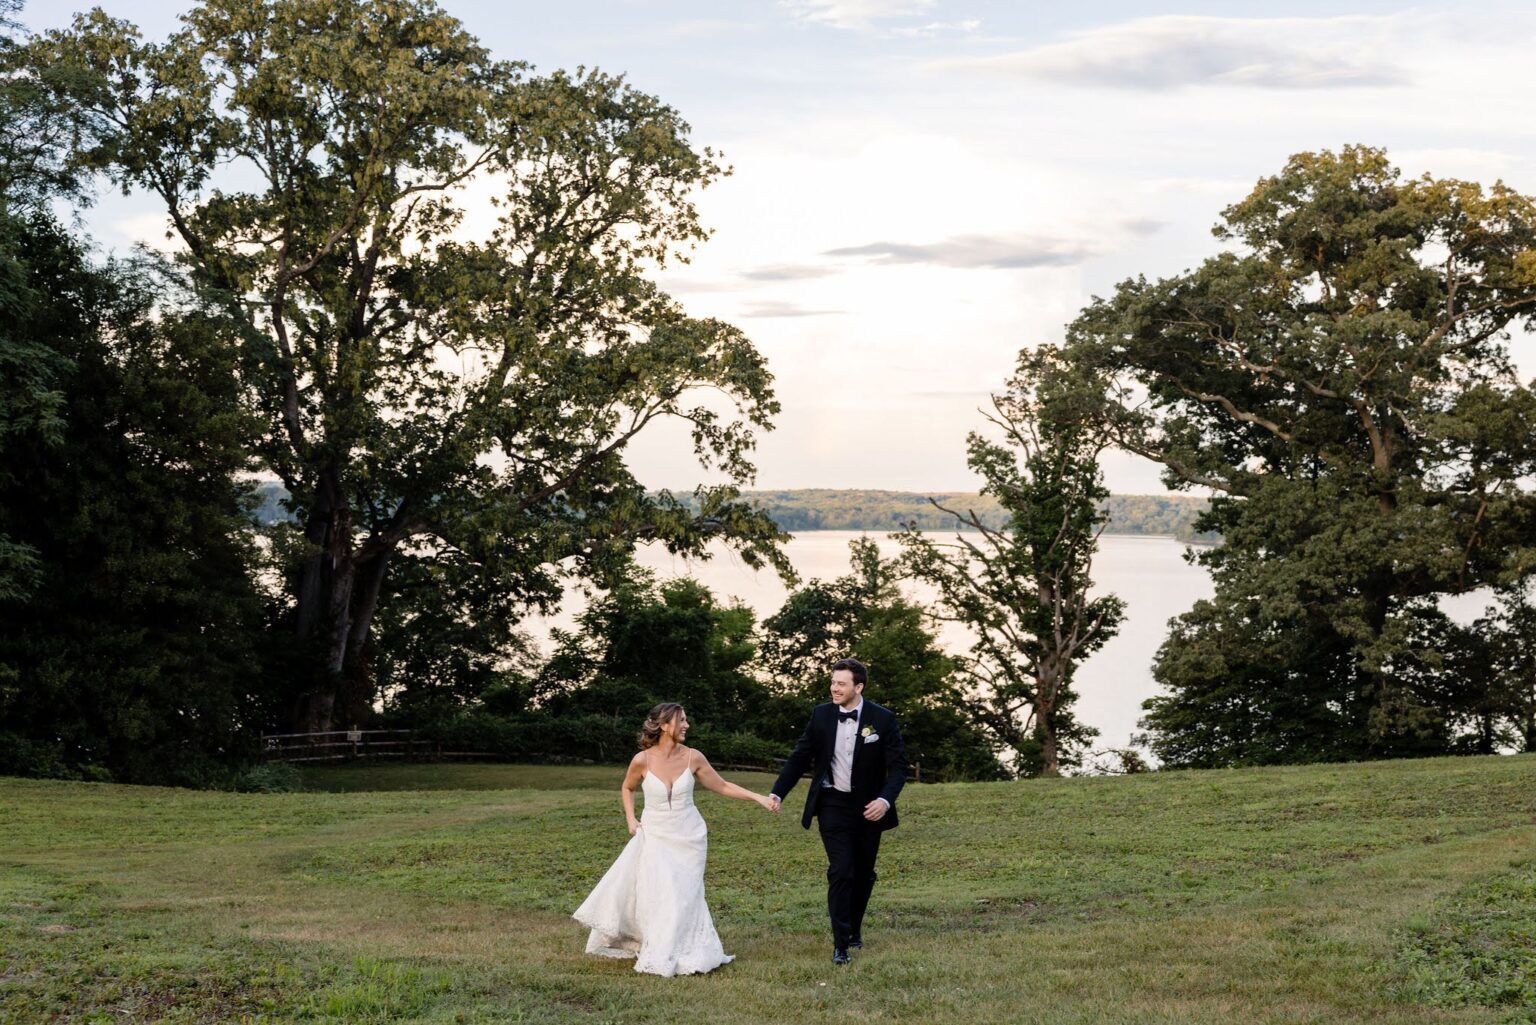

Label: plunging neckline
[645,768,694,792]
[646,765,693,801]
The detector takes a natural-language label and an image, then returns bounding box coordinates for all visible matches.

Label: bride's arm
[621,753,646,834]
[690,750,774,809]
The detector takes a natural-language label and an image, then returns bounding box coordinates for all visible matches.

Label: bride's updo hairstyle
[639,703,685,750]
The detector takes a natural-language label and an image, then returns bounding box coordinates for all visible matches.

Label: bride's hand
[627,817,641,836]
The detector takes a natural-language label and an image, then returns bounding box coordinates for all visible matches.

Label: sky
[22,0,1536,494]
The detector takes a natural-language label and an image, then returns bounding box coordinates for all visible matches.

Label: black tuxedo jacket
[772,701,908,831]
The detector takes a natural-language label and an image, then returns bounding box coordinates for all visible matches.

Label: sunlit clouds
[31,0,1536,493]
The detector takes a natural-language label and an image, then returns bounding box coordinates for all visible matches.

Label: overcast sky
[24,1,1536,493]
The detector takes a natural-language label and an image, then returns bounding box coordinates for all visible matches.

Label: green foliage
[1468,587,1536,752]
[899,346,1124,777]
[0,211,272,785]
[760,537,1005,780]
[0,0,100,210]
[519,566,804,761]
[35,0,788,733]
[1062,146,1536,767]
[369,552,541,722]
[0,8,83,606]
[0,211,67,605]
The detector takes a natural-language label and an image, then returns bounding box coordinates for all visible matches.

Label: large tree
[759,537,1005,781]
[1065,147,1536,765]
[2,3,269,783]
[1440,585,1536,755]
[1482,587,1536,751]
[897,347,1123,777]
[42,0,787,731]
[533,566,800,764]
[0,224,270,784]
[0,0,94,602]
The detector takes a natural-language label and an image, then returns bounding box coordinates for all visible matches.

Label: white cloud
[937,15,1411,90]
[66,0,1536,501]
[106,212,182,255]
[738,263,840,282]
[821,219,1164,271]
[738,299,844,318]
[1120,218,1165,237]
[826,233,1101,269]
[781,0,936,32]
[892,19,981,38]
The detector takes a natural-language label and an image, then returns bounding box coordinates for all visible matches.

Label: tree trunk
[323,516,357,676]
[1360,572,1397,752]
[338,547,392,727]
[1038,722,1060,777]
[1476,712,1497,755]
[290,469,363,734]
[1035,678,1060,778]
[1035,654,1065,777]
[345,549,391,668]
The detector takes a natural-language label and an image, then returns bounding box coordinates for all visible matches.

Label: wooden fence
[260,729,925,780]
[260,728,494,763]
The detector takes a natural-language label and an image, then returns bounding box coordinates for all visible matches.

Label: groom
[770,657,908,965]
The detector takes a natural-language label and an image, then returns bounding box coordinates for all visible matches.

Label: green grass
[299,761,626,792]
[1394,857,1536,1021]
[4,756,1536,1024]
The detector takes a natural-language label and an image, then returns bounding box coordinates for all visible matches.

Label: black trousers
[816,789,883,946]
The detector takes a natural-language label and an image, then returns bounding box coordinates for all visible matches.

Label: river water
[618,530,1216,750]
[526,528,1507,756]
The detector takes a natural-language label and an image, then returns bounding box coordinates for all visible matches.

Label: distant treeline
[679,489,1215,541]
[250,483,1213,541]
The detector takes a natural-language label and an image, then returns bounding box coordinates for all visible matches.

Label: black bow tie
[837,709,858,724]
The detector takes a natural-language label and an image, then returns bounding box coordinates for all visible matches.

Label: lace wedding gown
[573,766,735,976]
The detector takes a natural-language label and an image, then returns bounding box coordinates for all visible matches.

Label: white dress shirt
[828,700,862,792]
[823,701,890,811]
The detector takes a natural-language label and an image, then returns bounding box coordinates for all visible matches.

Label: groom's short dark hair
[831,657,867,687]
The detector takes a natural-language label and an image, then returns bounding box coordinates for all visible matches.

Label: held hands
[759,793,781,814]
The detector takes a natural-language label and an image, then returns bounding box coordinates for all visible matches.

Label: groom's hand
[862,798,888,822]
[768,794,781,813]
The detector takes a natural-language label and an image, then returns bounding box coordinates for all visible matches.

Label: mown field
[3,756,1535,1024]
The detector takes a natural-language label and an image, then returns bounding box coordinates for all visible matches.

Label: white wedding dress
[573,766,735,976]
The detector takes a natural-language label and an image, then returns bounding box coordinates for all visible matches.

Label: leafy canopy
[1062,146,1536,765]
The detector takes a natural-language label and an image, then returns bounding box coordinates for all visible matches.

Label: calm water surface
[543,531,1216,750]
[531,531,1498,754]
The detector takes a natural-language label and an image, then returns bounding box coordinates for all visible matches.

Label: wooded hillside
[253,484,1211,539]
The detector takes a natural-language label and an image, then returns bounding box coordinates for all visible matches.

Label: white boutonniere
[861,726,879,743]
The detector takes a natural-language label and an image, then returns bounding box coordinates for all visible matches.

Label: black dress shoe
[832,946,851,965]
[848,936,863,949]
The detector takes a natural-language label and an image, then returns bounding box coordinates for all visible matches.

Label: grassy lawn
[298,761,627,793]
[3,756,1535,1024]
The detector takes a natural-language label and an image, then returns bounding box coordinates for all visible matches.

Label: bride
[573,703,777,976]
